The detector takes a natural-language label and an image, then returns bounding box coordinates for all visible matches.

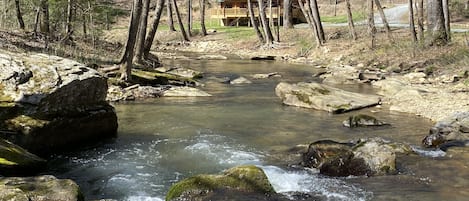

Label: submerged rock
[0,175,84,201]
[422,112,469,148]
[251,72,281,79]
[155,66,203,79]
[230,76,252,85]
[196,55,228,60]
[166,165,275,201]
[0,139,46,176]
[302,138,405,176]
[275,82,381,113]
[162,86,212,97]
[0,50,117,154]
[343,114,389,127]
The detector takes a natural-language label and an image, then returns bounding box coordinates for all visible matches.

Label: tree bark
[65,0,73,40]
[345,0,357,40]
[187,0,192,36]
[199,0,207,36]
[88,0,95,46]
[40,0,50,35]
[172,0,190,41]
[276,0,280,42]
[283,0,293,29]
[309,0,325,42]
[144,0,165,55]
[82,14,87,39]
[33,6,41,36]
[14,0,25,29]
[374,0,392,40]
[134,0,151,64]
[367,0,376,48]
[248,0,265,43]
[119,0,143,81]
[258,0,274,45]
[298,0,321,47]
[417,0,424,42]
[442,0,450,41]
[427,0,448,45]
[167,0,176,31]
[409,0,418,43]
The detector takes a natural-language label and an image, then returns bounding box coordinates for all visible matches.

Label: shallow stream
[46,57,469,201]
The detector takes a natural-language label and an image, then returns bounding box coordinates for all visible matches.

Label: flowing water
[46,56,469,201]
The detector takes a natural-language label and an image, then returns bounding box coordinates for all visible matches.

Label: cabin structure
[209,0,305,26]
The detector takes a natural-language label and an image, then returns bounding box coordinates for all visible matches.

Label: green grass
[321,12,366,23]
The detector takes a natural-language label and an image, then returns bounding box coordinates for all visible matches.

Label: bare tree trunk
[409,0,418,43]
[276,0,280,42]
[259,0,274,45]
[40,0,50,35]
[427,0,448,45]
[417,0,424,42]
[88,0,95,46]
[134,0,151,64]
[298,0,321,47]
[368,0,376,48]
[33,6,41,36]
[442,0,450,41]
[199,0,207,36]
[14,0,25,29]
[144,0,165,55]
[248,0,265,43]
[309,0,325,42]
[65,0,73,40]
[283,0,293,29]
[374,0,392,40]
[345,0,357,40]
[172,0,190,41]
[167,0,176,31]
[82,14,87,39]
[119,0,143,81]
[187,0,192,36]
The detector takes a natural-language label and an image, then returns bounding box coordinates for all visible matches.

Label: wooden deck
[209,7,303,26]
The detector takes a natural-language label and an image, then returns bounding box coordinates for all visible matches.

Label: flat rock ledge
[275,82,381,113]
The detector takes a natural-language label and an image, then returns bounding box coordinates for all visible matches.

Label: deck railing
[210,7,284,19]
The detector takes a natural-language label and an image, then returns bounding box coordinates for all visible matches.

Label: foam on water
[261,166,373,201]
[184,134,263,166]
[126,195,164,201]
[411,146,446,158]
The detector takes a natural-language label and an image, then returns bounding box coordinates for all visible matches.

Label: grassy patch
[321,12,366,23]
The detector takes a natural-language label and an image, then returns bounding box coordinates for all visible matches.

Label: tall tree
[374,0,392,40]
[144,0,166,56]
[309,0,325,42]
[367,0,376,48]
[135,0,151,64]
[298,0,321,47]
[427,0,448,45]
[258,0,274,45]
[65,0,74,40]
[187,0,193,36]
[409,0,418,43]
[283,0,293,29]
[345,0,357,40]
[442,0,450,41]
[119,0,143,81]
[172,0,189,41]
[199,0,207,36]
[248,0,265,43]
[14,0,25,29]
[417,0,424,42]
[167,1,176,31]
[40,0,50,35]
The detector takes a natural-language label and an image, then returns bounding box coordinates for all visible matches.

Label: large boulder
[0,175,84,201]
[0,50,117,154]
[0,139,46,176]
[275,82,381,113]
[166,165,275,201]
[302,138,409,177]
[422,112,469,148]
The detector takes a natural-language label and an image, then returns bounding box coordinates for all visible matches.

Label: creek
[45,57,469,200]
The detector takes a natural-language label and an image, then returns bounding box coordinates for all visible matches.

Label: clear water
[46,57,469,201]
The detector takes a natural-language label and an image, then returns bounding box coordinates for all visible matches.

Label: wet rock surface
[422,112,469,148]
[343,114,389,127]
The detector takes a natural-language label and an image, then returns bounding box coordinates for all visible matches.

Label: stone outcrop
[166,165,275,201]
[0,50,117,154]
[422,112,469,148]
[275,82,381,113]
[343,114,389,128]
[230,76,252,85]
[0,139,46,176]
[0,175,84,201]
[302,138,410,177]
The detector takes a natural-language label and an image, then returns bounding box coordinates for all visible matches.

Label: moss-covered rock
[275,82,381,113]
[0,139,46,176]
[343,114,389,128]
[131,69,197,86]
[166,165,275,201]
[0,175,84,201]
